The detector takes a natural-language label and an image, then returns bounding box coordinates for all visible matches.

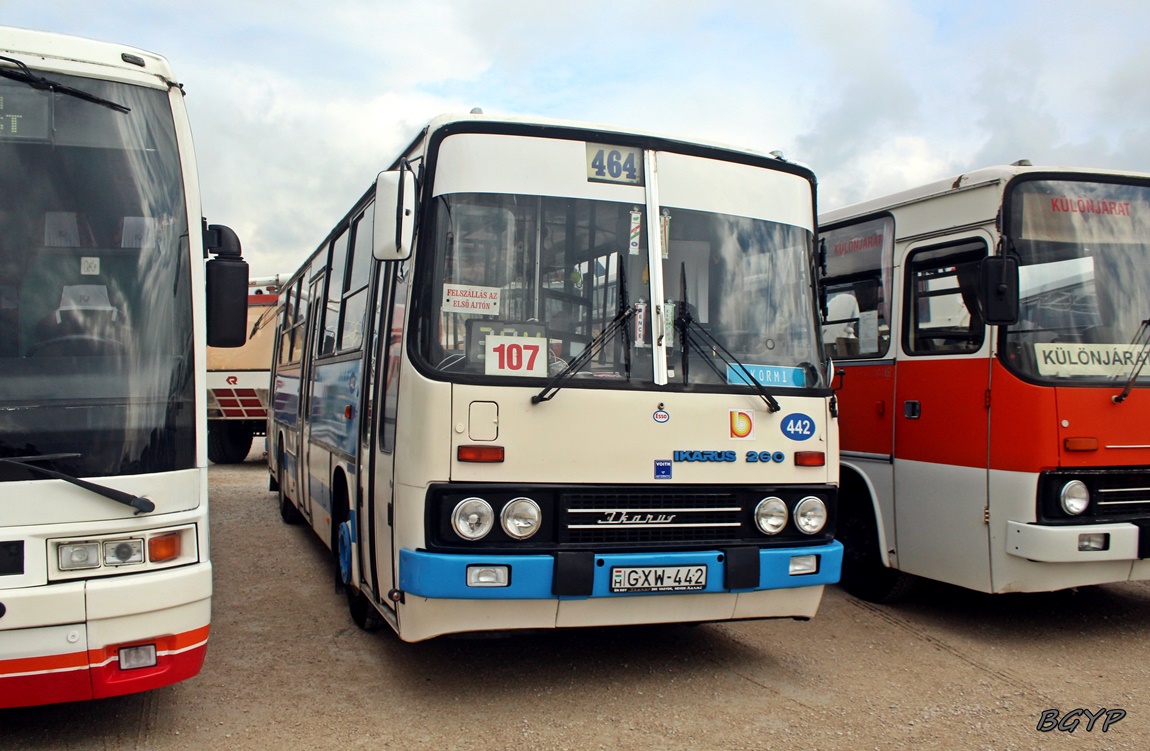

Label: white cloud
[7,0,1150,275]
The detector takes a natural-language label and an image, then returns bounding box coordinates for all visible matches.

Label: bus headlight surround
[501,497,541,540]
[754,497,789,535]
[452,497,494,540]
[1060,480,1090,516]
[794,496,828,535]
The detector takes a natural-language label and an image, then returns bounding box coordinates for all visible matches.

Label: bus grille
[561,490,744,545]
[1094,473,1150,517]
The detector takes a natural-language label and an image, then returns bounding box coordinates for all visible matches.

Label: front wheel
[335,501,382,631]
[836,500,915,603]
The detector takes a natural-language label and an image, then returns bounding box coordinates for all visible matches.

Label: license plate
[610,565,707,593]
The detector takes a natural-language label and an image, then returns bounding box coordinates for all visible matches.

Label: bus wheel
[277,448,303,525]
[208,421,254,464]
[335,502,382,632]
[837,501,915,603]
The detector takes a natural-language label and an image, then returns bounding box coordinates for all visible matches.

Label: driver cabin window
[904,241,987,355]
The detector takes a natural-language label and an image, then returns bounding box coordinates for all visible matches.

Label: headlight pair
[452,496,541,541]
[754,496,827,536]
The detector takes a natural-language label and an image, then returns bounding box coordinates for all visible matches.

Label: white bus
[0,27,247,707]
[820,163,1150,601]
[207,276,285,464]
[268,113,842,641]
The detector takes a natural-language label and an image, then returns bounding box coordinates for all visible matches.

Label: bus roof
[389,111,810,174]
[819,163,1150,227]
[0,25,176,85]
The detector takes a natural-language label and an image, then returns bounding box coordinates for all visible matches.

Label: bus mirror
[373,168,416,261]
[205,224,249,347]
[980,255,1020,326]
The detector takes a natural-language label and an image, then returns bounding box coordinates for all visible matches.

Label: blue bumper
[399,542,843,600]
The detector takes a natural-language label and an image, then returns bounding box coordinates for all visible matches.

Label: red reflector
[457,445,505,463]
[235,389,258,397]
[1064,437,1099,452]
[794,451,826,467]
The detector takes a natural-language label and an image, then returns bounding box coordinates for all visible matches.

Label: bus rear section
[269,115,843,641]
[0,27,246,708]
[820,164,1150,600]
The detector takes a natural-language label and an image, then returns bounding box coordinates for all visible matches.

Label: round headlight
[501,497,542,539]
[754,497,788,535]
[452,497,494,540]
[794,496,828,535]
[1060,480,1090,516]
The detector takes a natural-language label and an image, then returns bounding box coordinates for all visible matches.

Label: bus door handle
[903,400,921,419]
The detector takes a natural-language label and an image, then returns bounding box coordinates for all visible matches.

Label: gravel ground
[4,450,1150,750]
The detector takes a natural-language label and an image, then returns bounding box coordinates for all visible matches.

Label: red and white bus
[820,163,1150,601]
[0,27,247,707]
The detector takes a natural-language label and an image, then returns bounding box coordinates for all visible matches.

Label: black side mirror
[980,255,1020,326]
[204,222,249,347]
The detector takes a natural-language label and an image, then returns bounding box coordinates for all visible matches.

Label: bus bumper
[395,543,842,641]
[0,563,211,708]
[1005,520,1144,563]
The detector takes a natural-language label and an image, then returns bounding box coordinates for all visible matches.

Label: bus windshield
[0,72,193,481]
[1003,179,1150,385]
[416,192,821,389]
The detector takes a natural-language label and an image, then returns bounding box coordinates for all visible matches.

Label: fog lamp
[118,644,157,670]
[466,565,510,587]
[789,554,819,575]
[1078,533,1110,552]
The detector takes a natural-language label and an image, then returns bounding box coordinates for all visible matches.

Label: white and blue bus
[268,113,842,641]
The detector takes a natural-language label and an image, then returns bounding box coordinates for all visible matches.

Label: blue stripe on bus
[398,542,843,600]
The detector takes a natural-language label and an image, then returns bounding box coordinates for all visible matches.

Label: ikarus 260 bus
[269,113,842,641]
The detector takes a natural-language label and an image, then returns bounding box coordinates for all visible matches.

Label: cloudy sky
[6,0,1149,278]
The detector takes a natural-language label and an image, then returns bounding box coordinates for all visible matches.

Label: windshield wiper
[674,262,781,413]
[0,454,155,514]
[0,55,131,113]
[532,252,635,404]
[1113,318,1150,404]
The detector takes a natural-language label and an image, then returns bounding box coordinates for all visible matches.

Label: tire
[334,494,382,631]
[277,446,303,525]
[208,421,254,464]
[836,497,915,603]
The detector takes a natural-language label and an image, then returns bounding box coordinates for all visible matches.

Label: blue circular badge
[653,409,670,424]
[781,413,815,441]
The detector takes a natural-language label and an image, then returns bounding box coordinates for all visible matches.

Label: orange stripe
[86,624,211,665]
[1,624,210,678]
[0,651,88,676]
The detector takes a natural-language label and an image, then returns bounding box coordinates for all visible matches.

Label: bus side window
[904,241,987,355]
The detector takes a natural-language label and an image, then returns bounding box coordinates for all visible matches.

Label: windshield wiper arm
[532,305,637,404]
[0,55,131,113]
[533,251,634,404]
[1113,318,1150,404]
[0,454,155,514]
[674,262,781,413]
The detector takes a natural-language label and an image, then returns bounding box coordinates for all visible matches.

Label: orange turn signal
[148,533,181,563]
[457,445,505,463]
[1064,437,1099,452]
